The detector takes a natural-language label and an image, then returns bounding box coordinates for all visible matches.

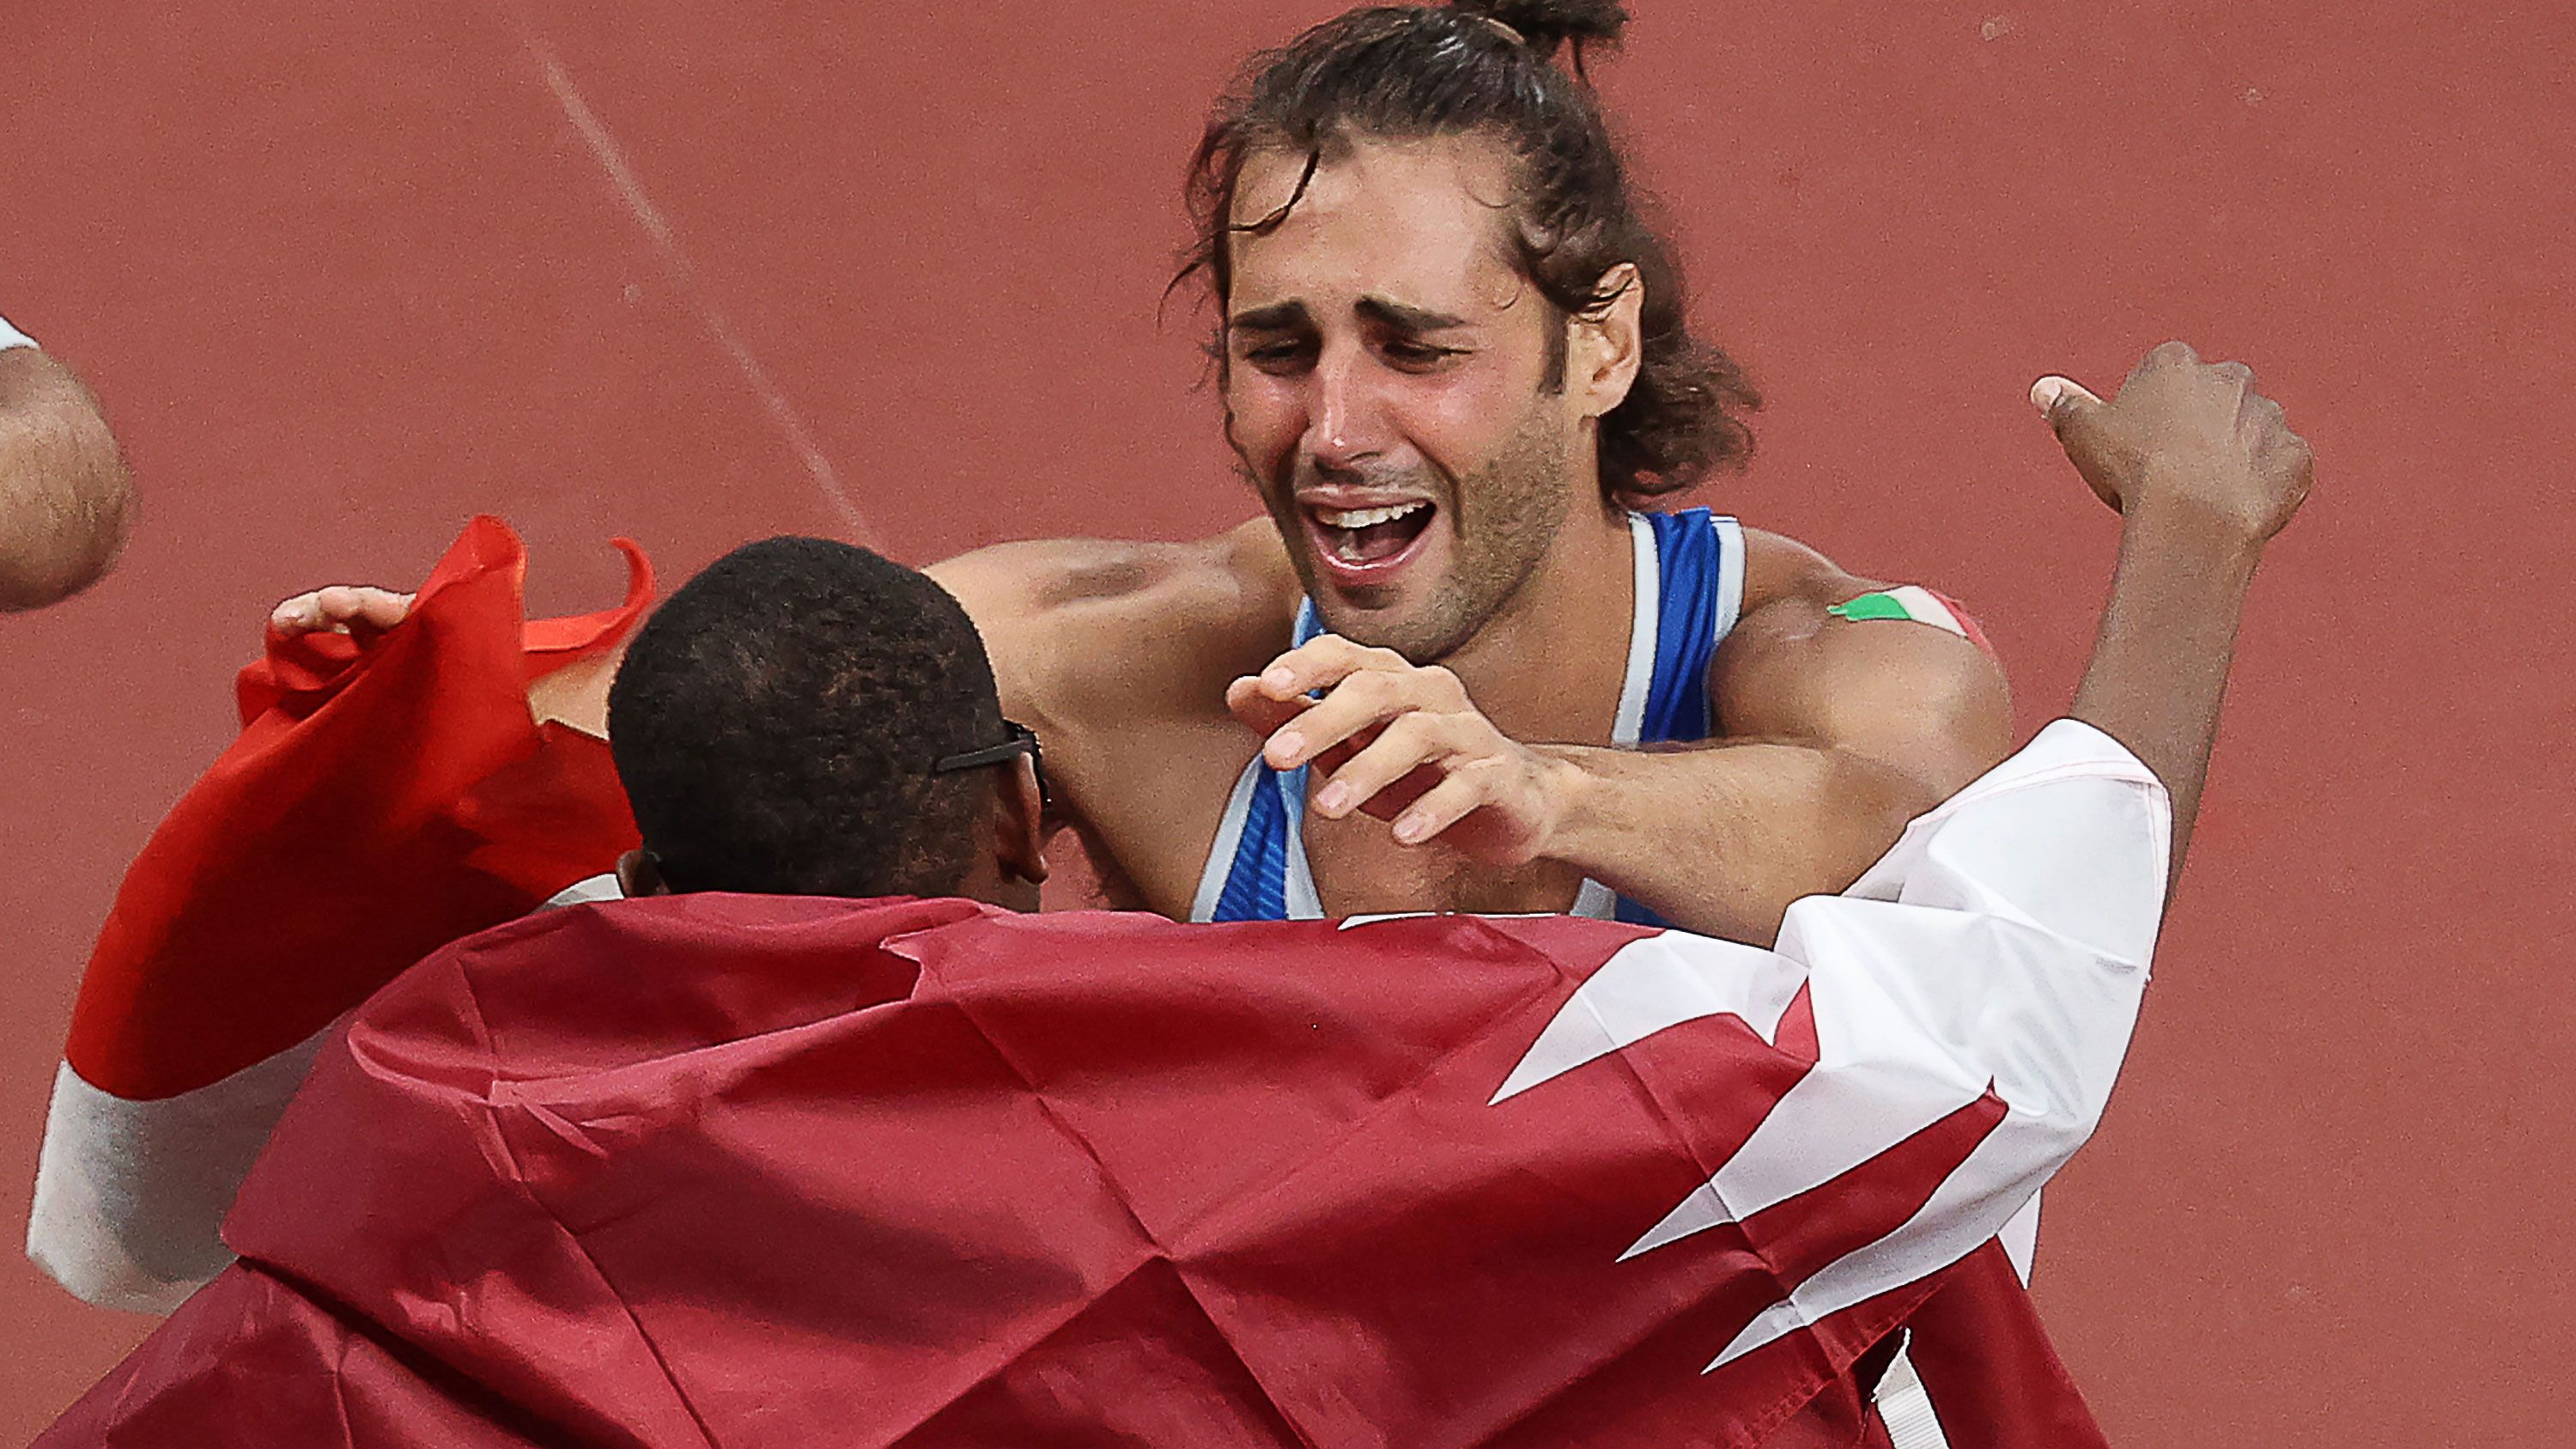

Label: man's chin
[1309,589,1468,664]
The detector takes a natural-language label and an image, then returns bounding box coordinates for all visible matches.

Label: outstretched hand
[1225,636,1574,865]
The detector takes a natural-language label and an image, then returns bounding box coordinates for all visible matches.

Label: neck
[1438,496,1637,746]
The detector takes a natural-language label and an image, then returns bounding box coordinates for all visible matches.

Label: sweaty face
[1221,136,1593,662]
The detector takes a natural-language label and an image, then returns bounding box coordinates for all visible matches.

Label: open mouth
[1304,499,1437,579]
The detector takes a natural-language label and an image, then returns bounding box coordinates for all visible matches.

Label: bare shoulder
[927,519,1299,732]
[0,346,134,612]
[1735,527,1880,621]
[1716,527,2013,776]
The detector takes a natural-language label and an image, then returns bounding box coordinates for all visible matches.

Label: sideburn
[1540,305,1571,393]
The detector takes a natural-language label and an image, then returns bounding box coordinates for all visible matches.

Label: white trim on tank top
[1566,513,1664,918]
[1191,516,1674,922]
[1189,759,1266,922]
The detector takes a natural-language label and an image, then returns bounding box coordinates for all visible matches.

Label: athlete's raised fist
[2032,341,2312,545]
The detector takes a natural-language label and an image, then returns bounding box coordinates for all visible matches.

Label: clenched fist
[2032,341,2313,546]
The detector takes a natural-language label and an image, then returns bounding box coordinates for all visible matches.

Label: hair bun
[1447,0,1630,60]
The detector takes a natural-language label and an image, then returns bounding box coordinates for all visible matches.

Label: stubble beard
[1257,404,1576,665]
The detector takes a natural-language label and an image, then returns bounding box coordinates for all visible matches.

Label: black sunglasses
[933,720,1048,809]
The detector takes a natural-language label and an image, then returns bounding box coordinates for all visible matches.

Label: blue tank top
[1190,508,1747,925]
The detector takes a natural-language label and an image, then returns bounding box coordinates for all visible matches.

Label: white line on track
[502,11,874,543]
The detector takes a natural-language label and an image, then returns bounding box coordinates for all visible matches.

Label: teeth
[1316,501,1428,529]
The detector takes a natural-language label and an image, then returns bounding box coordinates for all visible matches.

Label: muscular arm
[0,343,134,610]
[1253,344,2305,941]
[1540,545,2013,942]
[929,521,1297,915]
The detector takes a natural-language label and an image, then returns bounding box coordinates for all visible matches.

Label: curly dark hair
[1176,0,1759,507]
[606,537,1005,899]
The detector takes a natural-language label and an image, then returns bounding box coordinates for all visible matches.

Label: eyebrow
[1227,300,1311,334]
[1226,296,1473,335]
[1356,296,1470,333]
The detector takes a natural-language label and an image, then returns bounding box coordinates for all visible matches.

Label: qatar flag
[41,721,2160,1447]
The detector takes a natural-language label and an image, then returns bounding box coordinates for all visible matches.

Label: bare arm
[928,522,1300,914]
[926,522,1291,741]
[1560,347,2310,910]
[266,521,1301,918]
[2044,345,2312,878]
[1535,571,2013,940]
[1229,528,2013,941]
[1231,342,2308,941]
[0,344,134,610]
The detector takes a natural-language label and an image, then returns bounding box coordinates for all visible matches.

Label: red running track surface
[3,3,2570,1442]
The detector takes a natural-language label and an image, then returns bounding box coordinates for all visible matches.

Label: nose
[1304,344,1386,476]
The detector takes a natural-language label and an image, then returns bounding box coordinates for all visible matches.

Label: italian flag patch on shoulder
[1827,586,1994,654]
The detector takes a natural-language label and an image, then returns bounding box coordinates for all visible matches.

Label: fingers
[324,586,416,631]
[1242,634,1407,703]
[1312,711,1465,819]
[270,591,328,633]
[1387,759,1512,845]
[1224,674,1313,738]
[2031,374,2111,454]
[1261,667,1401,768]
[1245,639,1467,770]
[2030,374,2103,425]
[1309,708,1513,846]
[1234,635,1539,849]
[269,585,415,637]
[2138,339,2202,378]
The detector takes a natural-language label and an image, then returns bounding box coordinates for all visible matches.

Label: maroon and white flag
[43,721,2161,1447]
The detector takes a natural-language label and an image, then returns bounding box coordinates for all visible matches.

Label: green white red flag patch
[1829,586,1994,654]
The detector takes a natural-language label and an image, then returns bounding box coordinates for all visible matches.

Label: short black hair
[606,536,1005,899]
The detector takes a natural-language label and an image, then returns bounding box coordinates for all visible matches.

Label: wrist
[1528,745,1599,865]
[2118,497,2268,577]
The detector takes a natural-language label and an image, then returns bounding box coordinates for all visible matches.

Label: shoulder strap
[1603,510,1747,926]
[1193,597,1329,922]
[1637,509,1744,746]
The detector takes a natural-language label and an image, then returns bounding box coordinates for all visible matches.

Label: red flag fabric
[45,715,2162,1446]
[30,518,650,1311]
[1886,1248,2110,1444]
[68,515,648,1099]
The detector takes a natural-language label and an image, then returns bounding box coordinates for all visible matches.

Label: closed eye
[1380,338,1467,370]
[1239,338,1316,372]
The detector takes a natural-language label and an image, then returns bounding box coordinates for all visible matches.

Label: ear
[615,848,670,898]
[1570,263,1644,419]
[992,758,1050,887]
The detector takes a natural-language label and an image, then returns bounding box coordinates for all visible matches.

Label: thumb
[2030,374,2105,447]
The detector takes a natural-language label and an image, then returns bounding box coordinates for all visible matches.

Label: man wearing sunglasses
[597,535,1054,914]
